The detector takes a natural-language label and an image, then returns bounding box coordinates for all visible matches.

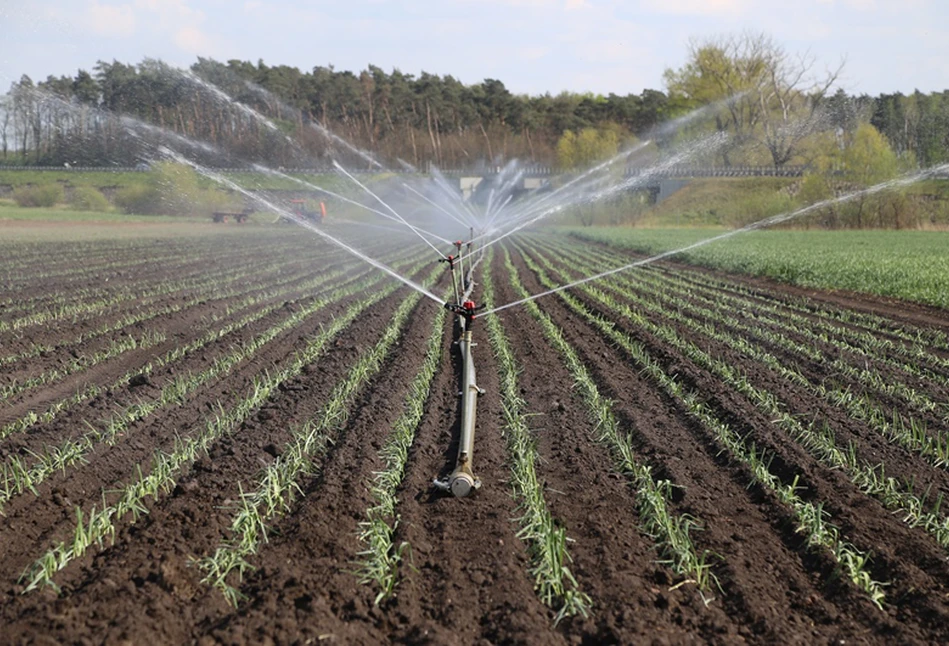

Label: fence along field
[1,219,949,643]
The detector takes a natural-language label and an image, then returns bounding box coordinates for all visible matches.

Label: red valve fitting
[444,299,485,330]
[439,254,456,270]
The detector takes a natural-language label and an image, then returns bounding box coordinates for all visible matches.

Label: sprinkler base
[433,471,482,498]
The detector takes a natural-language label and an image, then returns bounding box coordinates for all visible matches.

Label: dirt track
[2,226,949,644]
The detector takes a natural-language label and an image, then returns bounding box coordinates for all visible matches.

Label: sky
[2,0,947,98]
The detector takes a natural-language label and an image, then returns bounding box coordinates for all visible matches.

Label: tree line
[0,58,678,169]
[0,37,946,172]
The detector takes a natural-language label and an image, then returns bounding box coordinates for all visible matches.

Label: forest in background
[1,31,947,172]
[2,33,948,229]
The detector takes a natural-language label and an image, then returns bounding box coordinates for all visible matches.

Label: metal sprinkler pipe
[454,240,465,289]
[439,254,461,304]
[434,300,485,497]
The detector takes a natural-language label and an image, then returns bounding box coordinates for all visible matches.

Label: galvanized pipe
[434,325,482,497]
[451,327,482,496]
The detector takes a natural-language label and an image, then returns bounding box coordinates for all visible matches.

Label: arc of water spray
[194,66,388,172]
[430,166,483,225]
[157,147,444,306]
[483,193,516,234]
[481,163,949,317]
[464,134,726,264]
[419,167,478,228]
[483,165,526,229]
[401,182,476,230]
[332,161,447,258]
[469,140,652,246]
[252,164,453,245]
[500,141,650,224]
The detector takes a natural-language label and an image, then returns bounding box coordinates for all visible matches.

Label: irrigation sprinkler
[432,229,488,498]
[434,298,485,497]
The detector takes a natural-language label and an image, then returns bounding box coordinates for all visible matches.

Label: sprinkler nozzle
[439,254,456,270]
[446,300,484,329]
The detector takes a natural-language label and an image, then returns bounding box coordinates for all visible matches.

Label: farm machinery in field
[290,199,326,224]
[434,236,485,498]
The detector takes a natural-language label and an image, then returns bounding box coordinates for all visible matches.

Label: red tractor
[290,199,326,224]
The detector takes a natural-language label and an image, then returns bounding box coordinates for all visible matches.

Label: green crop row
[482,249,592,624]
[521,247,888,608]
[357,300,448,603]
[19,264,420,593]
[199,266,442,605]
[0,254,429,512]
[564,237,949,385]
[541,240,949,467]
[528,246,949,554]
[502,246,717,599]
[567,228,949,310]
[0,331,166,403]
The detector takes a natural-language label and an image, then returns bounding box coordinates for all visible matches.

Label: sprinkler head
[439,254,456,270]
[446,300,484,329]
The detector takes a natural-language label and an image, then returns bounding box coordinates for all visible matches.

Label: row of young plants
[0,253,430,512]
[0,331,167,403]
[0,248,195,285]
[566,228,949,310]
[0,256,374,443]
[481,249,592,623]
[501,246,717,598]
[198,266,444,605]
[517,247,889,609]
[555,240,949,448]
[0,226,315,268]
[0,248,321,334]
[541,241,949,468]
[0,250,225,317]
[0,228,299,275]
[356,297,448,604]
[19,265,427,593]
[552,233,949,361]
[0,247,355,379]
[0,243,423,441]
[527,246,949,555]
[0,231,336,321]
[623,241,949,355]
[597,245,949,398]
[624,246,949,381]
[0,241,337,324]
[0,243,369,371]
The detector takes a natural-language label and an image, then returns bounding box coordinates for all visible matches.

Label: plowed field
[2,224,949,644]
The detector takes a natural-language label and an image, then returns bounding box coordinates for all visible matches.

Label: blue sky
[3,0,947,97]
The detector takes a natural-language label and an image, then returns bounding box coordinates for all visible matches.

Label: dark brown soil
[2,226,949,645]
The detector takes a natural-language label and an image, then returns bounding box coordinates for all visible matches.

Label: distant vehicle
[290,199,326,224]
[212,207,253,223]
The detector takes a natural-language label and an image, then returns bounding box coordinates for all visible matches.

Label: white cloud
[639,0,751,15]
[814,0,877,8]
[174,25,215,55]
[134,0,204,28]
[519,46,551,61]
[453,0,559,8]
[83,1,136,37]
